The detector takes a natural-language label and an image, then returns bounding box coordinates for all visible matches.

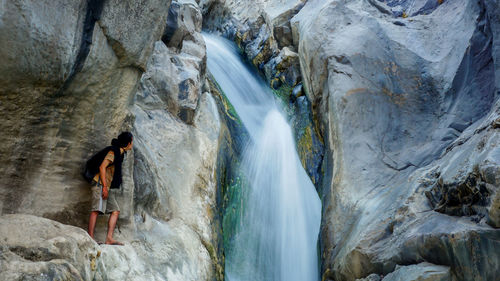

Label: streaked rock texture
[0,0,170,227]
[0,0,223,280]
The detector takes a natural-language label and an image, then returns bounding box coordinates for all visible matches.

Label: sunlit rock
[292,0,500,279]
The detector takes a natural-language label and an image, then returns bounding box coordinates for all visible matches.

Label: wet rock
[291,96,324,187]
[206,74,249,281]
[246,29,277,71]
[276,47,301,86]
[289,83,304,104]
[271,77,282,89]
[264,47,301,89]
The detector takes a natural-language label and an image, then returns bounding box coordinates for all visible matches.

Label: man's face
[125,140,133,151]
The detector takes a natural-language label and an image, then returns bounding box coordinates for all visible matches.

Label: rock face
[290,0,500,280]
[202,0,500,280]
[0,214,101,280]
[0,0,170,227]
[0,0,224,280]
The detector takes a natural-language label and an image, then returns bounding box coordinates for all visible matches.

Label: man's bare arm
[99,159,111,199]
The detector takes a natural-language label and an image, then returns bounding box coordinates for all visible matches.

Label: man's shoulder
[105,149,115,163]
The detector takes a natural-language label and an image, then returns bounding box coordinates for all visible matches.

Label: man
[87,132,133,245]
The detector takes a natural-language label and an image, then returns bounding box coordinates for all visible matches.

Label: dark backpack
[82,147,113,183]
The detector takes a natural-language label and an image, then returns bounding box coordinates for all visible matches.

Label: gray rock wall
[0,0,170,227]
[291,0,500,280]
[0,0,225,280]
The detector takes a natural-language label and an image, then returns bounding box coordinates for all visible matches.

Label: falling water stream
[204,34,321,281]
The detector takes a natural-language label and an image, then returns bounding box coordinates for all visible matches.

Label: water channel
[204,33,321,281]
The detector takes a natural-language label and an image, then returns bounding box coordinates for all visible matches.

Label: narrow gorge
[1,1,499,281]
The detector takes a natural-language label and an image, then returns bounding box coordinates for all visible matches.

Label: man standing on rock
[86,132,133,245]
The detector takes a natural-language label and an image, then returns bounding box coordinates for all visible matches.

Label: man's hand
[102,186,109,200]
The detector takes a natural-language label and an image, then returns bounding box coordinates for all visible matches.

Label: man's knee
[111,211,120,216]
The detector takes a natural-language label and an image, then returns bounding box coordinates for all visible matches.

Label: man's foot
[105,239,124,246]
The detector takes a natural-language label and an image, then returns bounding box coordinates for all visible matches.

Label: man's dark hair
[112,132,133,148]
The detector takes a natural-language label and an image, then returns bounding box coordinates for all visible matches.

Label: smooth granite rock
[291,0,500,280]
[0,0,170,227]
[0,214,102,281]
[98,0,170,70]
[0,0,86,91]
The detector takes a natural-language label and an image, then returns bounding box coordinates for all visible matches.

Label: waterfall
[204,33,321,281]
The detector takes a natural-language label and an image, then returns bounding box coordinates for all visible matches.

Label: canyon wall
[0,0,224,280]
[1,0,499,280]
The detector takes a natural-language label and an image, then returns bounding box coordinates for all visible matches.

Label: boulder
[139,38,205,124]
[0,0,86,91]
[98,0,170,69]
[162,0,203,50]
[0,214,102,281]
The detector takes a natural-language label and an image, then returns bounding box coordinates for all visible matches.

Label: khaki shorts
[91,181,120,214]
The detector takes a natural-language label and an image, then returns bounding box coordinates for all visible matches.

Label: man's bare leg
[88,211,99,239]
[105,211,123,245]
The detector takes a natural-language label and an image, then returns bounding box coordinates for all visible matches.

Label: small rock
[356,273,382,281]
[382,263,451,281]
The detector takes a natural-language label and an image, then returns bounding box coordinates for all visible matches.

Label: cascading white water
[204,33,321,281]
